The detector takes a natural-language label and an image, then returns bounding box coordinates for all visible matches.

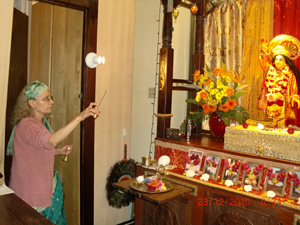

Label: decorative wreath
[105,158,137,208]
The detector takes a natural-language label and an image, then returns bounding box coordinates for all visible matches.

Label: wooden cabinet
[135,136,300,225]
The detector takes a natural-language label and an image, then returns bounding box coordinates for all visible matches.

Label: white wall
[94,0,135,224]
[131,1,191,161]
[0,0,14,184]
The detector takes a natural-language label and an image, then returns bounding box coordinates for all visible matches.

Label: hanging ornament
[173,8,179,21]
[191,4,198,14]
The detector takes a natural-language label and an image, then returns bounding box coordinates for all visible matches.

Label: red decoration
[274,0,300,126]
[287,127,294,134]
[191,5,198,14]
[243,123,248,129]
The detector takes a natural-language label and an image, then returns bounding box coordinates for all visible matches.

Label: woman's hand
[55,145,73,155]
[77,102,100,121]
[49,103,100,148]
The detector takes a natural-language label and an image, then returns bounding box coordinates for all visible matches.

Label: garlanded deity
[258,34,300,127]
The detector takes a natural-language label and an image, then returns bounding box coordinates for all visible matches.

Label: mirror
[171,5,194,129]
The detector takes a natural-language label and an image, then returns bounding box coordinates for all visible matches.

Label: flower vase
[209,112,226,139]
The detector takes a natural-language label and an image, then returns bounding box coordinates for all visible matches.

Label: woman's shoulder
[18,117,40,127]
[19,117,37,123]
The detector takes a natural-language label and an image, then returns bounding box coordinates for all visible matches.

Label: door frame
[37,1,97,224]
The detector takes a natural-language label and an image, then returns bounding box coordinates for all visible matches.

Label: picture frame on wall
[241,161,263,190]
[289,171,300,200]
[203,154,221,180]
[264,166,288,197]
[185,149,203,175]
[221,158,241,185]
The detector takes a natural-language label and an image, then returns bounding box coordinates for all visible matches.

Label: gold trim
[155,113,173,117]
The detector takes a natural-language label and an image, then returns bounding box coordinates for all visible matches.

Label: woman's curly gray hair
[10,84,33,127]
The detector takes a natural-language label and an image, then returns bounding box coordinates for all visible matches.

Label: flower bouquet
[186,62,249,129]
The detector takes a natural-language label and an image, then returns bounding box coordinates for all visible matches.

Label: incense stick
[94,90,108,119]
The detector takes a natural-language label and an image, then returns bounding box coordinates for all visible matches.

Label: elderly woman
[258,34,300,127]
[6,80,100,224]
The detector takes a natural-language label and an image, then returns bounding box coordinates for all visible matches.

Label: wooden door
[6,0,97,223]
[29,3,83,225]
[4,8,28,185]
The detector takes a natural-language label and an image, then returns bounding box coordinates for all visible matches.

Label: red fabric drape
[274,0,300,126]
[274,0,300,70]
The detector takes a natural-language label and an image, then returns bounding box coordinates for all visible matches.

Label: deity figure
[258,34,300,127]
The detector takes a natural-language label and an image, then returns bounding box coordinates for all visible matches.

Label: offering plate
[129,181,173,194]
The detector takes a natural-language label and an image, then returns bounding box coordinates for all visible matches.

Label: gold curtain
[239,0,274,121]
[204,0,247,72]
[205,0,274,121]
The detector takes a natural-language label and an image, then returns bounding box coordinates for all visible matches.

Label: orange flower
[199,90,208,99]
[226,88,234,96]
[202,104,210,114]
[204,78,212,87]
[213,68,222,76]
[227,99,237,110]
[193,70,201,83]
[213,67,232,77]
[208,105,217,112]
[218,104,230,112]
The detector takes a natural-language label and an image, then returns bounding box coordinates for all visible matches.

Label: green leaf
[205,63,211,72]
[187,108,205,127]
[230,90,246,100]
[233,82,238,90]
[186,98,201,106]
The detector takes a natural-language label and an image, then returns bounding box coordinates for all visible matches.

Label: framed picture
[290,171,300,200]
[221,158,241,185]
[293,214,300,225]
[264,166,288,197]
[185,149,203,175]
[241,161,263,190]
[203,154,221,180]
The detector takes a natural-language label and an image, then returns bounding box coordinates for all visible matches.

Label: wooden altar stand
[113,176,195,225]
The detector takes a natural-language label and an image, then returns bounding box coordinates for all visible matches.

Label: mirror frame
[36,1,98,224]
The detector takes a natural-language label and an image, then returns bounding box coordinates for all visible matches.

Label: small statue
[258,34,300,127]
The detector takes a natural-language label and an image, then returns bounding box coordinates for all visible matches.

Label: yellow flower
[226,77,231,83]
[261,192,267,197]
[209,82,215,89]
[216,93,222,100]
[196,92,200,102]
[217,80,223,87]
[211,99,218,106]
[210,88,217,95]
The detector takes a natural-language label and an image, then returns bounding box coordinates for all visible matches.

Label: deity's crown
[272,45,291,58]
[269,34,300,60]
